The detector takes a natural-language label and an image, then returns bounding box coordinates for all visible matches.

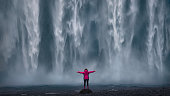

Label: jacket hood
[84,70,88,73]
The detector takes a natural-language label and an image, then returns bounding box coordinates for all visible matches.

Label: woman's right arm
[88,70,96,73]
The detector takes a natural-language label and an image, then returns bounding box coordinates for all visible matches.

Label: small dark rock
[79,89,93,94]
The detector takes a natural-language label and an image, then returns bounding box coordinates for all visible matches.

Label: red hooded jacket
[77,70,95,79]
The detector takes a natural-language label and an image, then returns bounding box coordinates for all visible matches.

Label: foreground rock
[79,89,93,94]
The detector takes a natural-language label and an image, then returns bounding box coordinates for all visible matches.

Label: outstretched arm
[77,71,84,74]
[88,70,96,73]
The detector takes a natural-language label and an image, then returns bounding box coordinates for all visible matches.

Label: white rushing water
[53,0,64,76]
[0,0,169,86]
[23,0,40,72]
[147,0,164,76]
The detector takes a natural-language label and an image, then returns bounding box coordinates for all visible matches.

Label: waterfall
[0,0,170,86]
[53,0,64,75]
[104,0,139,82]
[16,0,40,73]
[147,0,164,75]
[22,0,40,72]
[0,0,40,73]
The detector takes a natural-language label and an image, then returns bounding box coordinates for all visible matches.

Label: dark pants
[84,79,89,87]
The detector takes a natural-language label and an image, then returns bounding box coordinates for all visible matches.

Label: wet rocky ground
[0,85,169,96]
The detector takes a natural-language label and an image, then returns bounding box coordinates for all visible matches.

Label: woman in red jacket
[77,69,96,89]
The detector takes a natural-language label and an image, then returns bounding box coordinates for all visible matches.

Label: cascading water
[52,0,64,76]
[0,0,40,73]
[147,0,164,76]
[22,0,40,72]
[0,0,170,86]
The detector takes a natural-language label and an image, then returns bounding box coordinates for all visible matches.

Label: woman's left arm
[77,71,84,74]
